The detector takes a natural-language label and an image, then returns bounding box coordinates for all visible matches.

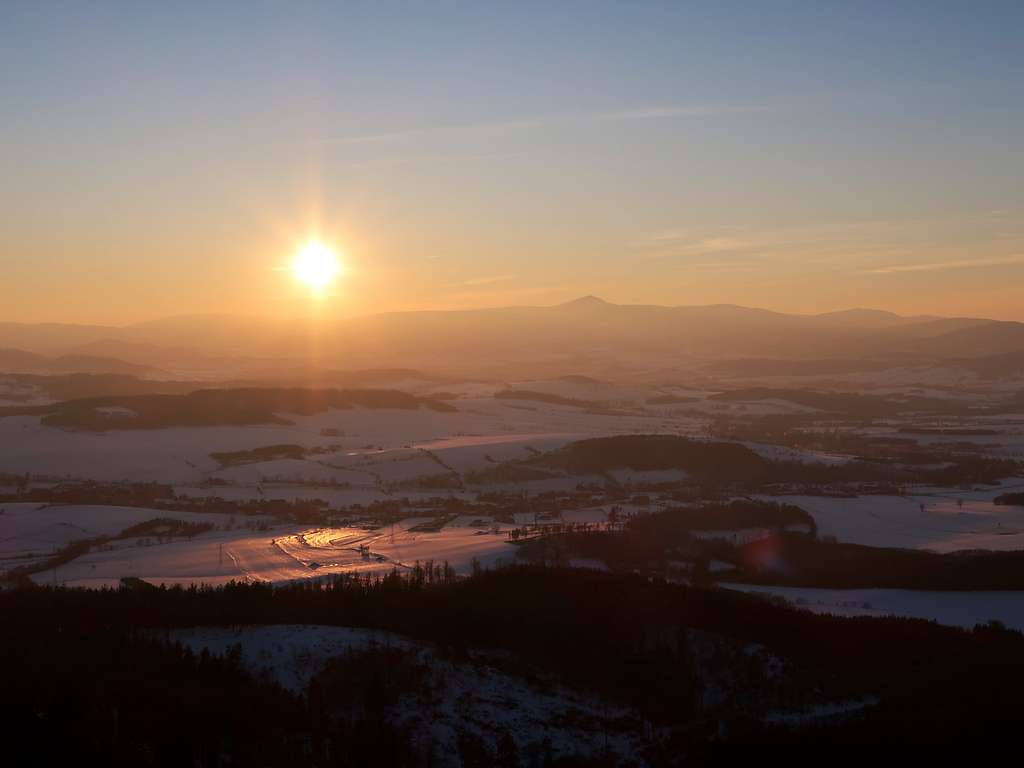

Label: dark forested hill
[4,567,1024,765]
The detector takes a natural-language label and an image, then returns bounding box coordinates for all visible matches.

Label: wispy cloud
[641,229,689,244]
[863,254,1024,275]
[327,104,756,146]
[698,237,750,251]
[336,118,547,145]
[598,105,761,121]
[455,274,516,287]
[633,214,1024,275]
[632,231,756,263]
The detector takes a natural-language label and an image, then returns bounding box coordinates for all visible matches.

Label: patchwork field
[4,372,1024,637]
[762,489,1024,552]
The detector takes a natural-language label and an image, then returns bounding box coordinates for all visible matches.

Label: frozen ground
[272,518,518,577]
[26,513,524,588]
[0,503,266,575]
[858,416,1024,459]
[764,491,1024,552]
[722,583,1024,632]
[168,624,416,692]
[5,378,1024,595]
[0,399,704,487]
[28,526,295,588]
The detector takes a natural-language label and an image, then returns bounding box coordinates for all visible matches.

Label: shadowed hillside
[0,387,455,430]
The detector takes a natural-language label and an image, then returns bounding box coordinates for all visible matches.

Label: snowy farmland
[21,509,529,588]
[763,490,1024,552]
[0,397,702,486]
[5,384,1024,598]
[0,502,271,576]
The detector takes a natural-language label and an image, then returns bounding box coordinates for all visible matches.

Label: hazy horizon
[0,294,994,329]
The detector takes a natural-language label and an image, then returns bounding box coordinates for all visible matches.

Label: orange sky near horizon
[3,4,1023,325]
[5,205,1023,326]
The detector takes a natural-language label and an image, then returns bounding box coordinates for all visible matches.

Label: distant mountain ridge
[2,298,1023,375]
[0,347,164,377]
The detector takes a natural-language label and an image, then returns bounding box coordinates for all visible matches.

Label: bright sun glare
[291,240,341,291]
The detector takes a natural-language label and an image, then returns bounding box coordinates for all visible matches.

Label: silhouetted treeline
[5,516,218,582]
[633,500,814,535]
[118,517,215,540]
[493,434,1021,489]
[543,435,766,481]
[518,506,1024,591]
[732,533,1024,590]
[210,443,307,466]
[516,501,812,572]
[995,492,1024,506]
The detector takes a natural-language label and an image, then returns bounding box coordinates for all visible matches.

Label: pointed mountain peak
[560,295,613,309]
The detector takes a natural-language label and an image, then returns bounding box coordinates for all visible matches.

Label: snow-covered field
[856,416,1024,459]
[5,385,1024,594]
[764,492,1024,552]
[0,399,703,487]
[168,625,416,691]
[28,526,294,588]
[25,512,527,587]
[272,518,518,577]
[0,502,266,575]
[722,583,1024,632]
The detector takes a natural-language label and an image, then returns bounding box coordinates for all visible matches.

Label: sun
[291,240,341,291]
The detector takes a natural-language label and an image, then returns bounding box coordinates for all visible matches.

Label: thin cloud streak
[597,105,762,121]
[327,105,756,145]
[456,274,517,287]
[336,118,548,145]
[864,254,1024,275]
